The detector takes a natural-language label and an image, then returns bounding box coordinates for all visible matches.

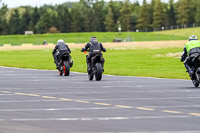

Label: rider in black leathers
[52,39,72,69]
[81,37,106,71]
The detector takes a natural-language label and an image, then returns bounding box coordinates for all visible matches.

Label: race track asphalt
[0,66,200,133]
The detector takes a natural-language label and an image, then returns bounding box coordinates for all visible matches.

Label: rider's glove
[81,48,85,52]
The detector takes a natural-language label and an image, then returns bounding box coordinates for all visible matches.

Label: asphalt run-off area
[0,66,200,133]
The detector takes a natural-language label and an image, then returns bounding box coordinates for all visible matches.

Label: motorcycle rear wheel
[95,63,102,81]
[63,61,70,76]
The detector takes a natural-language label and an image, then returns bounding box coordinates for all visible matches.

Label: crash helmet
[57,39,64,44]
[90,37,97,43]
[189,35,198,41]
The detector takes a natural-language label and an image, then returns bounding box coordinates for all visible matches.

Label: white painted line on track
[94,103,112,106]
[1,91,11,93]
[114,105,133,108]
[189,113,200,116]
[136,107,155,111]
[0,107,121,112]
[162,110,183,114]
[0,115,196,122]
[42,96,56,99]
[75,100,90,103]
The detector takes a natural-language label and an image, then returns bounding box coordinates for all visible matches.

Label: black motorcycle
[189,53,200,87]
[58,52,72,76]
[87,50,104,81]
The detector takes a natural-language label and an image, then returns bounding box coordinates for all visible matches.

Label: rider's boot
[87,63,91,73]
[56,60,61,69]
[102,58,105,72]
[185,64,194,79]
[69,60,73,68]
[56,63,59,69]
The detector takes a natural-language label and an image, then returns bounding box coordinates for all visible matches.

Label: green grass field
[0,48,189,79]
[1,27,200,45]
[157,27,200,38]
[0,32,186,45]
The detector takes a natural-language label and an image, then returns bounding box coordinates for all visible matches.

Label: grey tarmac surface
[0,66,200,133]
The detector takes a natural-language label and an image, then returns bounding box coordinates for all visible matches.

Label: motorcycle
[58,51,73,76]
[84,50,105,81]
[189,53,200,87]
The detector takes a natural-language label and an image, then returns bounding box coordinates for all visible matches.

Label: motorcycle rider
[81,37,106,71]
[52,39,73,69]
[181,35,200,78]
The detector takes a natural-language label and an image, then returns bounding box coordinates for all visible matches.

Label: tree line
[0,0,199,35]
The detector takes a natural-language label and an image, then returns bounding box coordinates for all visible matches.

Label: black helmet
[90,37,97,43]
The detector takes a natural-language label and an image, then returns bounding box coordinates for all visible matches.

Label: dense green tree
[0,3,8,35]
[20,9,31,34]
[136,0,151,31]
[107,1,122,31]
[189,0,197,25]
[70,4,83,32]
[35,9,57,33]
[0,0,200,35]
[129,1,140,31]
[9,9,21,34]
[92,1,106,31]
[195,0,200,24]
[29,7,40,32]
[78,0,94,32]
[167,0,176,26]
[152,0,165,30]
[119,0,131,31]
[56,5,71,32]
[177,0,191,27]
[104,7,114,31]
[150,0,155,24]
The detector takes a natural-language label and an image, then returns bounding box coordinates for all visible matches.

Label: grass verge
[0,32,185,44]
[0,48,189,79]
[156,27,200,38]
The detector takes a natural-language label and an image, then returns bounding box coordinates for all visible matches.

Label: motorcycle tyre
[63,61,70,76]
[95,63,102,81]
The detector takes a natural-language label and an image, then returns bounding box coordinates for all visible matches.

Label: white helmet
[189,35,198,41]
[57,39,64,44]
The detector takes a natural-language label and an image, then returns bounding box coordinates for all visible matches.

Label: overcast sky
[1,0,178,8]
